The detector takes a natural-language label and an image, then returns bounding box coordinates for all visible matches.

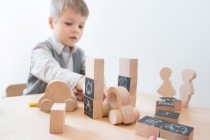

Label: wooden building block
[85,58,104,80]
[84,96,103,119]
[155,110,180,123]
[85,77,104,99]
[156,101,175,112]
[118,76,137,95]
[160,97,182,111]
[130,94,136,107]
[119,58,138,78]
[160,122,194,140]
[38,80,78,112]
[135,116,167,138]
[50,103,66,134]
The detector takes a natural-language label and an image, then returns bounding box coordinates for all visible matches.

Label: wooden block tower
[118,58,138,107]
[84,58,104,119]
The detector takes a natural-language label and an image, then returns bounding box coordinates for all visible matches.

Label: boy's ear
[48,17,54,29]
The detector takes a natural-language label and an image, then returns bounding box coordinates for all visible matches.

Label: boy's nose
[72,26,79,33]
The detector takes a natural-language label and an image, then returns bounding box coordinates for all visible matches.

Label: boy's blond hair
[50,0,89,20]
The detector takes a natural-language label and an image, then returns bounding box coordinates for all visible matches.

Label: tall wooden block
[118,76,137,95]
[156,101,175,112]
[155,110,180,123]
[85,77,104,99]
[50,103,66,134]
[160,122,194,140]
[85,58,104,80]
[130,94,136,107]
[135,116,167,138]
[160,97,182,111]
[84,96,103,119]
[119,58,138,78]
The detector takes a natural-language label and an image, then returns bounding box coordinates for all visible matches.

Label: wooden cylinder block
[109,110,124,124]
[121,105,135,124]
[107,86,130,110]
[102,103,110,117]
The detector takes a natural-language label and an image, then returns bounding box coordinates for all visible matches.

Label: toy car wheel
[64,99,76,112]
[40,99,53,113]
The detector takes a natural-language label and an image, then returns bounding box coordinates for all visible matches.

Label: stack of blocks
[118,58,138,107]
[84,58,104,119]
[135,116,194,140]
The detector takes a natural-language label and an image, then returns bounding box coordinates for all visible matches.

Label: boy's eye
[65,22,72,26]
[79,25,84,29]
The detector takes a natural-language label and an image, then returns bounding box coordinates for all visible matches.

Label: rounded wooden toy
[37,80,78,112]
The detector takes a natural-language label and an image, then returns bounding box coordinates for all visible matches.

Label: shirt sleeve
[30,44,83,90]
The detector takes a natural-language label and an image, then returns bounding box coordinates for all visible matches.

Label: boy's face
[49,8,87,47]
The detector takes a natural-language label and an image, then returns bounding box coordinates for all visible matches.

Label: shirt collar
[48,35,78,55]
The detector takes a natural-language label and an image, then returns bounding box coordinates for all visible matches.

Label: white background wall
[0,0,210,108]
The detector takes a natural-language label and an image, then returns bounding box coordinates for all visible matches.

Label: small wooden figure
[179,69,196,108]
[160,97,182,111]
[157,67,176,97]
[156,101,175,113]
[135,116,167,138]
[37,80,78,112]
[50,103,66,134]
[160,122,194,140]
[155,110,180,123]
[103,86,140,124]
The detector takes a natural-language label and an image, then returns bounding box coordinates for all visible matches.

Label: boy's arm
[30,44,83,90]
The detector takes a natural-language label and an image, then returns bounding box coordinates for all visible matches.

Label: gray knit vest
[25,41,84,95]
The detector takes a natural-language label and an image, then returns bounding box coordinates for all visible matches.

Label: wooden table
[0,91,209,140]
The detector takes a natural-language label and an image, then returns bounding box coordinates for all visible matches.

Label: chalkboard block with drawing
[160,122,194,140]
[155,110,180,123]
[160,97,182,111]
[135,116,167,138]
[156,101,175,112]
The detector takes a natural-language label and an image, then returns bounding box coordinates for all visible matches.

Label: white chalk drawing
[85,98,92,117]
[86,81,93,95]
[158,101,173,106]
[143,118,162,127]
[119,76,128,89]
[165,124,187,134]
[160,111,172,116]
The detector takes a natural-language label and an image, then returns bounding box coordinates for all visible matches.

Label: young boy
[25,0,106,100]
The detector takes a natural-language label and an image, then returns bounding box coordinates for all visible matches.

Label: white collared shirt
[30,35,86,90]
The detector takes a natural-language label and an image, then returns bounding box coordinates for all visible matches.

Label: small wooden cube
[85,77,104,99]
[84,96,103,119]
[160,122,194,140]
[135,116,167,138]
[156,101,175,112]
[85,58,104,80]
[119,58,138,78]
[155,110,180,123]
[118,76,137,95]
[160,97,182,111]
[50,103,66,134]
